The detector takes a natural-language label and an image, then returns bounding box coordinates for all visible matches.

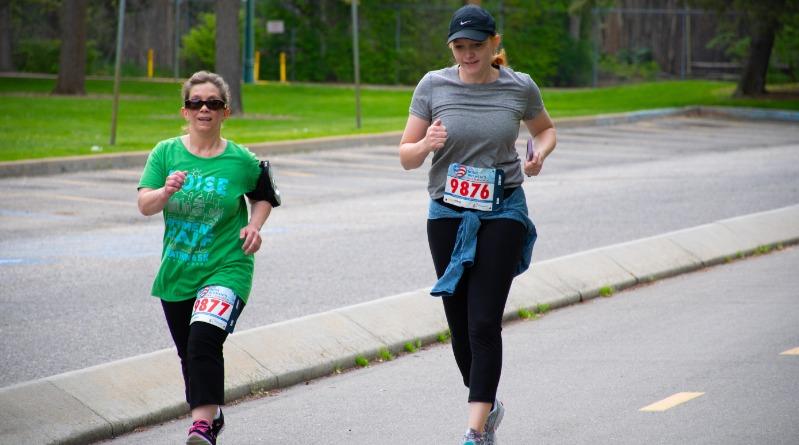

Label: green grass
[519,303,552,320]
[599,286,615,298]
[378,347,394,362]
[1,77,797,162]
[404,339,422,353]
[755,245,773,255]
[544,81,799,117]
[518,308,537,320]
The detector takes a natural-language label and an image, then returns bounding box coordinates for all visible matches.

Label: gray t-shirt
[409,65,544,199]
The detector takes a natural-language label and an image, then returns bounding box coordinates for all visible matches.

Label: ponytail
[490,34,507,67]
[492,48,508,67]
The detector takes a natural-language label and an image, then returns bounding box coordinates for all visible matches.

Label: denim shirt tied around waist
[427,187,537,297]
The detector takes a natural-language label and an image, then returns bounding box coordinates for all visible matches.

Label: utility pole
[110,0,126,145]
[243,0,254,83]
[351,0,361,129]
[173,0,181,80]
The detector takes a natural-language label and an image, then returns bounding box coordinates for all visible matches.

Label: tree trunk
[0,0,13,71]
[125,0,175,73]
[53,0,88,95]
[215,0,242,114]
[735,14,779,97]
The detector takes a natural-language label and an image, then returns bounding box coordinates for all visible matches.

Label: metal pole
[680,9,686,79]
[110,0,126,146]
[685,7,692,77]
[592,7,599,88]
[173,0,180,80]
[351,0,361,129]
[498,0,504,34]
[394,10,400,85]
[243,0,254,83]
[290,27,296,81]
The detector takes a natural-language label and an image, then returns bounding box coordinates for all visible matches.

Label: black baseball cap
[447,5,496,44]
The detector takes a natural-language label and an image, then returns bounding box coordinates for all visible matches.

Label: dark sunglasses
[184,99,227,110]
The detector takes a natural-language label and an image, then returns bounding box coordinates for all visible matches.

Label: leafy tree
[182,13,216,74]
[772,9,799,82]
[692,0,799,96]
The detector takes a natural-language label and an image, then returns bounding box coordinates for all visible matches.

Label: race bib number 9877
[190,285,243,333]
[443,163,504,211]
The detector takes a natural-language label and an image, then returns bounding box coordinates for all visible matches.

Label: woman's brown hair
[181,71,231,105]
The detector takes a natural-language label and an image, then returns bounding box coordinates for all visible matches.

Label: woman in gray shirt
[399,5,556,444]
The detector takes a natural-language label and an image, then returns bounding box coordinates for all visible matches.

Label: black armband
[246,160,281,207]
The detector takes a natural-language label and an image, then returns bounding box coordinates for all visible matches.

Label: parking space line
[3,190,136,207]
[640,392,704,412]
[780,347,799,355]
[274,157,401,173]
[279,170,316,177]
[50,193,134,206]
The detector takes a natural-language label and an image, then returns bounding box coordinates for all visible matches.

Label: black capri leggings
[428,216,527,403]
[161,298,242,409]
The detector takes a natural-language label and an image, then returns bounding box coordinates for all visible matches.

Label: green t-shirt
[138,137,261,303]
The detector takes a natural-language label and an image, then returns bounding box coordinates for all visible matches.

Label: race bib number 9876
[443,163,504,211]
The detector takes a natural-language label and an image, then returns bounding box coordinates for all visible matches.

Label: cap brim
[447,29,492,44]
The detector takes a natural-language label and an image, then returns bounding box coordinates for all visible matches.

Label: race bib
[443,163,504,211]
[191,286,243,333]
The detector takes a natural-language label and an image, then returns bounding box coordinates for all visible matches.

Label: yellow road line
[640,392,704,412]
[780,347,799,355]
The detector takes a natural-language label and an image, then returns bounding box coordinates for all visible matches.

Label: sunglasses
[184,99,227,110]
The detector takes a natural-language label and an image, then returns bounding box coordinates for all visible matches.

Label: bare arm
[398,115,447,170]
[240,198,272,255]
[137,170,187,216]
[522,109,557,177]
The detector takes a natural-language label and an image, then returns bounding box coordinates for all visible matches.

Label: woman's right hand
[163,170,187,198]
[423,119,448,152]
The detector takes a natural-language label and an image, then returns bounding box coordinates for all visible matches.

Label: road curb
[1,204,796,444]
[2,106,797,179]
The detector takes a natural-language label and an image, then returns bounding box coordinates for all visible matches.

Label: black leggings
[161,298,237,409]
[428,217,527,403]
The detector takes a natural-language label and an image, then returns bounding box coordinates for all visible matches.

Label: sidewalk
[103,245,799,445]
[1,204,797,444]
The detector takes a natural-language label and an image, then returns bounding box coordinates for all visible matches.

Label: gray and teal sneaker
[463,428,486,444]
[483,399,505,444]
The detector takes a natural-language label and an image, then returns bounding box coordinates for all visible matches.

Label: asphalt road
[100,245,799,445]
[1,115,798,387]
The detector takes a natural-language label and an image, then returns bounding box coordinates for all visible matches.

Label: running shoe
[211,408,225,437]
[463,428,486,444]
[483,399,505,444]
[186,419,216,445]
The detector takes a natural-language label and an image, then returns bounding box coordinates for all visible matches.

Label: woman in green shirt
[137,71,274,445]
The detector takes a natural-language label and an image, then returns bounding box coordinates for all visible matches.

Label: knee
[187,322,225,358]
[468,317,502,343]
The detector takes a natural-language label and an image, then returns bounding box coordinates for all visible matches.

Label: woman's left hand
[524,151,544,177]
[240,224,262,254]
